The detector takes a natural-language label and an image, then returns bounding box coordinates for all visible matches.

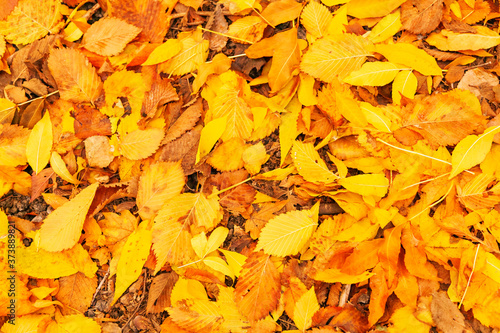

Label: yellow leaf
[0,125,30,167]
[427,26,500,51]
[38,183,99,252]
[291,141,338,184]
[293,286,320,332]
[152,218,195,273]
[113,222,152,304]
[368,9,402,43]
[196,116,227,163]
[346,0,406,18]
[261,0,303,27]
[388,306,430,333]
[301,34,373,81]
[359,102,393,133]
[205,71,254,141]
[219,249,247,277]
[392,70,417,104]
[280,97,301,166]
[217,286,250,333]
[48,48,102,104]
[82,17,141,56]
[0,0,62,45]
[375,43,442,76]
[242,142,269,175]
[104,70,146,114]
[300,1,332,38]
[17,243,76,278]
[313,268,375,284]
[142,39,182,66]
[168,299,223,332]
[171,277,208,305]
[339,174,389,197]
[192,53,232,93]
[0,314,49,333]
[159,29,209,76]
[46,314,101,333]
[191,227,228,259]
[0,98,16,124]
[137,161,185,220]
[449,126,500,179]
[343,62,404,86]
[227,16,267,44]
[298,74,318,106]
[327,5,348,35]
[50,152,79,184]
[26,112,52,174]
[119,128,164,160]
[203,256,234,279]
[207,137,247,171]
[256,202,319,257]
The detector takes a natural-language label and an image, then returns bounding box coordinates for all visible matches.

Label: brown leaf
[22,78,48,96]
[4,85,27,103]
[235,251,281,322]
[147,271,179,313]
[141,70,179,118]
[163,99,201,144]
[204,5,228,52]
[73,104,112,139]
[84,136,115,168]
[56,272,98,315]
[401,0,443,35]
[431,291,466,333]
[30,167,54,202]
[160,129,201,175]
[108,0,171,43]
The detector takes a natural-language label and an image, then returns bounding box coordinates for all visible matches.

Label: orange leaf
[234,251,281,321]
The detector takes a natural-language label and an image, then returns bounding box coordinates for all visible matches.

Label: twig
[91,268,110,306]
[0,90,59,114]
[339,284,351,307]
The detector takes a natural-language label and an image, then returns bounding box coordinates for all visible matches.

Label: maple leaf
[234,251,281,322]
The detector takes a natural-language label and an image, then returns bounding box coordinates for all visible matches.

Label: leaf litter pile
[4,0,500,332]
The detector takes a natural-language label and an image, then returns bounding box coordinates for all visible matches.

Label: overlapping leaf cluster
[2,0,500,332]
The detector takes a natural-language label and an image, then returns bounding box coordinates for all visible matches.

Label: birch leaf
[256,202,319,257]
[293,286,320,332]
[375,43,442,76]
[301,34,373,81]
[300,1,332,38]
[291,141,338,184]
[119,128,164,160]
